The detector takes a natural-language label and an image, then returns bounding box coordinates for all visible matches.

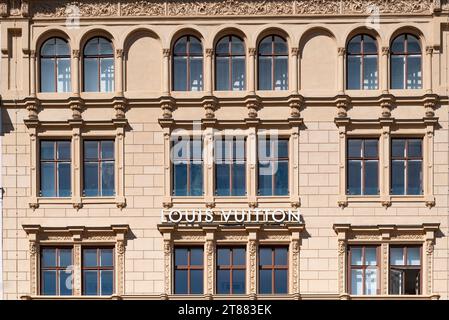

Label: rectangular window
[82,248,114,295]
[216,247,246,294]
[215,138,246,196]
[348,246,379,295]
[83,140,115,197]
[258,138,289,196]
[40,140,71,197]
[174,247,204,294]
[347,139,379,195]
[172,137,203,196]
[391,139,423,195]
[259,247,288,294]
[389,246,421,295]
[41,247,73,296]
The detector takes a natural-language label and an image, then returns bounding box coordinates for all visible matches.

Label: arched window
[40,37,71,93]
[390,34,422,89]
[83,37,114,92]
[173,35,203,91]
[215,36,246,91]
[347,34,378,90]
[258,35,288,91]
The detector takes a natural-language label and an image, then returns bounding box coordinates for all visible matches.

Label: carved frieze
[121,0,165,16]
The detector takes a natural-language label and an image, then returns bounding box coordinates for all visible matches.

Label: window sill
[339,195,435,208]
[167,195,299,209]
[30,196,126,209]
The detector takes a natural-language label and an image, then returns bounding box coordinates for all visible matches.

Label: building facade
[0,0,448,300]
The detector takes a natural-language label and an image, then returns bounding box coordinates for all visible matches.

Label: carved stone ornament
[161,101,175,119]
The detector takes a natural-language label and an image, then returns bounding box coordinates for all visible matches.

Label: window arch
[346,34,378,90]
[40,37,71,93]
[173,35,203,91]
[215,35,246,91]
[258,35,288,91]
[390,34,422,89]
[83,37,114,92]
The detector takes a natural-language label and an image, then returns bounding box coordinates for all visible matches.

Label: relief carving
[121,0,165,16]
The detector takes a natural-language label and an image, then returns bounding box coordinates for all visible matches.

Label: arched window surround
[39,37,71,93]
[257,35,289,91]
[172,35,204,92]
[390,33,422,90]
[346,34,379,90]
[214,35,246,91]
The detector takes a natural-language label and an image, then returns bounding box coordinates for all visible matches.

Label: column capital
[116,48,124,58]
[205,48,214,57]
[426,46,434,55]
[291,47,300,56]
[248,47,256,56]
[381,47,389,56]
[337,47,346,56]
[162,48,171,57]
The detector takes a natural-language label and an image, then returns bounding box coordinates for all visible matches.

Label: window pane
[84,162,99,196]
[407,160,422,195]
[42,271,57,295]
[232,270,245,294]
[100,58,114,92]
[84,141,98,159]
[407,55,421,89]
[407,35,421,53]
[41,58,56,92]
[41,141,55,160]
[175,248,188,266]
[173,163,187,196]
[364,160,378,195]
[259,270,272,294]
[347,160,362,195]
[274,160,288,196]
[173,57,187,91]
[347,36,361,54]
[190,248,203,266]
[365,247,377,266]
[216,163,230,196]
[404,269,420,294]
[351,269,363,295]
[101,141,114,159]
[363,36,377,53]
[231,37,245,55]
[274,56,288,90]
[84,58,99,92]
[233,248,245,266]
[259,248,272,266]
[190,56,203,91]
[59,270,72,295]
[57,141,71,160]
[231,56,245,91]
[42,40,56,56]
[56,38,70,56]
[99,37,113,55]
[348,140,362,158]
[364,140,378,158]
[57,58,71,92]
[407,248,421,266]
[216,57,230,91]
[389,269,403,294]
[232,163,246,196]
[391,55,405,89]
[58,162,71,197]
[217,269,230,294]
[408,139,422,158]
[190,163,203,196]
[391,160,405,195]
[277,140,289,158]
[217,248,230,266]
[274,270,287,294]
[100,270,113,295]
[258,56,272,90]
[273,36,287,54]
[392,139,406,158]
[365,269,377,295]
[259,37,272,55]
[41,162,56,197]
[174,270,188,294]
[258,162,272,195]
[173,37,187,55]
[84,39,98,55]
[274,248,288,265]
[347,56,361,90]
[83,249,98,267]
[100,249,113,267]
[189,37,203,55]
[101,162,115,196]
[83,270,98,295]
[42,248,57,267]
[390,247,404,265]
[351,248,363,266]
[215,38,228,55]
[190,270,203,294]
[363,56,378,90]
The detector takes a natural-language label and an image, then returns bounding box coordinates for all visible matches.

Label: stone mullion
[424,125,435,206]
[290,47,299,94]
[30,50,36,97]
[29,241,39,296]
[248,48,256,94]
[381,47,389,93]
[380,242,389,295]
[71,126,82,209]
[115,49,124,96]
[337,124,347,208]
[247,127,257,205]
[162,49,170,95]
[290,129,300,207]
[29,127,38,208]
[73,243,82,296]
[380,125,391,206]
[162,231,173,297]
[247,227,259,298]
[204,228,216,298]
[205,48,213,94]
[337,47,345,94]
[162,128,172,206]
[72,49,80,96]
[204,127,214,203]
[115,126,126,208]
[425,46,433,93]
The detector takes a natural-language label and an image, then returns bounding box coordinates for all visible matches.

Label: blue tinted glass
[391,160,405,195]
[190,270,203,294]
[41,58,56,92]
[55,38,70,56]
[41,39,56,56]
[274,160,288,195]
[217,248,230,266]
[233,248,245,265]
[407,55,421,89]
[83,271,98,295]
[275,270,288,293]
[259,248,272,266]
[216,163,230,196]
[59,270,72,295]
[273,36,287,54]
[84,38,98,55]
[41,162,56,197]
[232,163,246,196]
[363,35,377,54]
[174,57,187,91]
[231,56,245,90]
[101,162,115,196]
[189,37,203,55]
[364,140,378,158]
[57,141,71,160]
[258,56,272,90]
[190,248,203,266]
[347,35,362,54]
[348,160,361,195]
[217,269,230,294]
[84,141,98,159]
[259,270,272,294]
[190,163,203,196]
[215,38,229,55]
[101,249,113,267]
[407,35,421,53]
[231,37,245,55]
[259,37,272,55]
[57,58,71,92]
[42,271,57,295]
[216,57,230,91]
[59,249,72,267]
[274,56,288,90]
[392,140,405,157]
[347,56,361,89]
[101,141,114,159]
[84,58,99,92]
[175,270,188,294]
[277,140,288,158]
[391,55,405,89]
[258,162,272,196]
[189,57,203,91]
[100,58,114,92]
[99,37,113,55]
[391,35,405,53]
[42,248,56,267]
[41,141,55,160]
[232,270,245,294]
[84,162,99,196]
[407,160,422,195]
[174,37,187,55]
[408,140,422,157]
[348,140,362,158]
[364,160,379,195]
[275,248,288,265]
[101,270,113,295]
[407,247,421,265]
[175,249,188,266]
[58,162,71,197]
[83,249,97,267]
[173,163,187,196]
[363,56,378,89]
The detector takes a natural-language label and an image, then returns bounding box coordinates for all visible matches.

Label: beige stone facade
[0,0,448,300]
